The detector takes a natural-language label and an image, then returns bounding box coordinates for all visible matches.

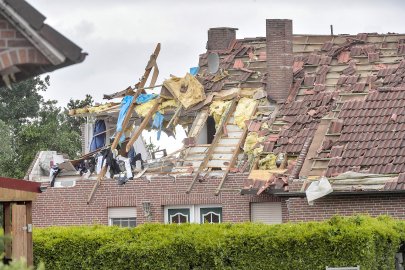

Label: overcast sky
[30,0,405,106]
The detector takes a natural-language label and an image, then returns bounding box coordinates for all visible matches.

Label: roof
[0,176,41,202]
[0,0,86,86]
[206,33,405,195]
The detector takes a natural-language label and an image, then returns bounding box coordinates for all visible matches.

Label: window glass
[110,217,136,227]
[168,208,190,224]
[200,207,222,224]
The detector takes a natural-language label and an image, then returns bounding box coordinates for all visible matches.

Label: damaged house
[30,19,405,227]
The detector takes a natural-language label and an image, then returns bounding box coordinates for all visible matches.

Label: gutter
[273,190,405,198]
[0,0,66,65]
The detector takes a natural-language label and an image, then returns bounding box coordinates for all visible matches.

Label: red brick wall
[207,27,237,51]
[32,173,285,227]
[0,14,50,70]
[266,19,293,102]
[286,195,405,222]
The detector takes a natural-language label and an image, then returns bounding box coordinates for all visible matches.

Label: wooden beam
[87,43,161,203]
[26,202,33,267]
[125,98,161,152]
[215,103,258,195]
[186,100,237,193]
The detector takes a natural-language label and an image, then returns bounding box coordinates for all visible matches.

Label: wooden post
[25,202,33,266]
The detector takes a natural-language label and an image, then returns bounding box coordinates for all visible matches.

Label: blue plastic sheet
[136,93,157,104]
[89,119,106,151]
[116,96,134,143]
[152,111,164,140]
[190,67,199,75]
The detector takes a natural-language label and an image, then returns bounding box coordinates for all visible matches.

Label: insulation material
[234,97,257,129]
[243,132,264,156]
[258,154,277,170]
[212,88,240,101]
[209,100,231,126]
[163,73,206,109]
[135,99,158,117]
[159,99,177,114]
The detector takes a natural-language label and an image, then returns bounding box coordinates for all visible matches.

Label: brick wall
[266,19,293,102]
[32,173,285,227]
[0,14,50,71]
[207,27,237,51]
[286,195,405,222]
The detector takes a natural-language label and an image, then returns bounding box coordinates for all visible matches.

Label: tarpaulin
[136,93,157,104]
[306,176,333,205]
[117,96,134,132]
[152,112,164,140]
[163,73,206,109]
[234,97,257,129]
[90,119,106,151]
[209,100,231,127]
[189,67,199,75]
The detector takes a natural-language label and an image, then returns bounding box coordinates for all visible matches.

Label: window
[200,207,222,224]
[108,207,137,227]
[164,205,222,224]
[167,208,190,224]
[111,217,136,227]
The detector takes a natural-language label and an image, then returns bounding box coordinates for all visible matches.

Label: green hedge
[33,216,405,270]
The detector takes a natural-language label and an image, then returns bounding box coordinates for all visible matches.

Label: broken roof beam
[87,43,161,204]
[103,84,163,100]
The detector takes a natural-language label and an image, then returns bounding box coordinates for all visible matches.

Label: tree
[0,77,92,179]
[0,76,48,131]
[15,100,82,178]
[65,94,93,133]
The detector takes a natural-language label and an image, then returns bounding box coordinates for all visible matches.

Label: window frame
[164,204,222,224]
[108,207,137,227]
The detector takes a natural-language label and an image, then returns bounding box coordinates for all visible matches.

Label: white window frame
[108,207,137,227]
[164,204,222,224]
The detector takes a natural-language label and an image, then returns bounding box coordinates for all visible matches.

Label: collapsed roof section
[31,19,405,202]
[0,0,86,87]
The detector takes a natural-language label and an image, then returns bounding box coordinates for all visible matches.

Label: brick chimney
[207,27,238,51]
[266,19,293,102]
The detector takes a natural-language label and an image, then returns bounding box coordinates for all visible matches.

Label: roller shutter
[250,202,282,224]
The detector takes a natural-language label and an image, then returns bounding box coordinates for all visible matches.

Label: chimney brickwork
[266,19,293,102]
[207,27,237,51]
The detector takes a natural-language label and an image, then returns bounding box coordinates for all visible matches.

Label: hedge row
[33,216,405,270]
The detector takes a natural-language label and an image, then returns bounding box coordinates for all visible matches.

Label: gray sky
[30,0,405,106]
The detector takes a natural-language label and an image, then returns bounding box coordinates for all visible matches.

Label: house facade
[31,19,405,227]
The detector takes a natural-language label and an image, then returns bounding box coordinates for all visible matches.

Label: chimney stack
[207,27,237,51]
[266,19,293,102]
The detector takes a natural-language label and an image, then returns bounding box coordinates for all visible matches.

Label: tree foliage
[0,76,93,179]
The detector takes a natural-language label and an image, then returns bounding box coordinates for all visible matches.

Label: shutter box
[108,207,137,219]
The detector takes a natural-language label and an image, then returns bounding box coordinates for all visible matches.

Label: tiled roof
[327,86,405,176]
[202,32,405,194]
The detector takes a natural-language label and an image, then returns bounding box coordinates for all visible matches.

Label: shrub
[33,215,404,270]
